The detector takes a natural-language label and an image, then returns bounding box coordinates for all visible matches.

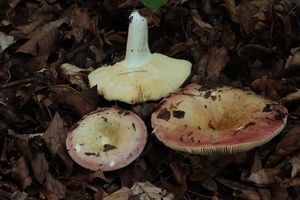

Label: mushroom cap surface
[66,107,147,171]
[151,84,288,155]
[88,53,191,104]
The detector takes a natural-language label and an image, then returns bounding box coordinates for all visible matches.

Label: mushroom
[66,107,147,171]
[88,11,192,104]
[151,84,288,155]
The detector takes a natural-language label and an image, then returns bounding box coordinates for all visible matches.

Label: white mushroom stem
[123,11,151,69]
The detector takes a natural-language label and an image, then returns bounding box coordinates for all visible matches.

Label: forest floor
[1,0,300,199]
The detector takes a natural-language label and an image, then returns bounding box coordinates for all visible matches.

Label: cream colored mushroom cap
[151,84,288,155]
[66,107,147,171]
[88,53,191,104]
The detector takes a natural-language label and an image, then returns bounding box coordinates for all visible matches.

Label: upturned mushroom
[66,107,147,171]
[151,84,288,155]
[88,11,192,104]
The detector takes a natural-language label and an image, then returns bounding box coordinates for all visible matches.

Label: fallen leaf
[223,0,239,23]
[282,47,300,77]
[251,76,283,99]
[275,126,300,156]
[60,63,92,90]
[17,18,66,55]
[131,182,174,199]
[0,32,14,53]
[281,89,300,105]
[190,9,213,32]
[222,25,237,50]
[216,178,255,191]
[281,178,300,187]
[248,168,281,185]
[51,85,97,116]
[16,17,45,34]
[43,112,67,156]
[31,153,49,184]
[233,189,260,200]
[103,187,131,200]
[75,170,109,183]
[45,172,66,199]
[270,185,288,200]
[11,157,32,190]
[288,154,300,178]
[206,46,228,81]
[257,188,272,200]
[10,191,28,200]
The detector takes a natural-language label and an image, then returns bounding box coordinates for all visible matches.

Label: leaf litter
[1,0,300,199]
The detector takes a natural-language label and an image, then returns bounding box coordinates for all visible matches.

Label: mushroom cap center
[158,87,268,132]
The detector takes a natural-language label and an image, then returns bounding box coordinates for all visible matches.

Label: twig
[0,77,35,90]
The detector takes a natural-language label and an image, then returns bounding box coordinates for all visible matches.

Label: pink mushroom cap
[151,84,288,155]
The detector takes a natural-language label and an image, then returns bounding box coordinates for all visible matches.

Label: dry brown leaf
[216,178,255,191]
[275,126,300,156]
[103,187,132,200]
[288,154,300,178]
[51,85,97,116]
[43,112,67,156]
[190,9,213,32]
[270,185,288,200]
[75,170,109,183]
[63,7,92,43]
[223,0,239,23]
[16,17,45,35]
[251,76,283,99]
[250,153,263,173]
[281,178,300,187]
[283,47,300,77]
[31,153,49,184]
[248,168,281,185]
[170,162,186,185]
[233,190,260,200]
[200,179,218,191]
[206,46,228,80]
[281,89,300,104]
[131,182,174,200]
[103,187,131,200]
[236,1,272,33]
[45,172,66,199]
[10,191,28,200]
[11,157,32,190]
[17,18,66,55]
[222,25,236,50]
[60,63,92,90]
[257,188,272,200]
